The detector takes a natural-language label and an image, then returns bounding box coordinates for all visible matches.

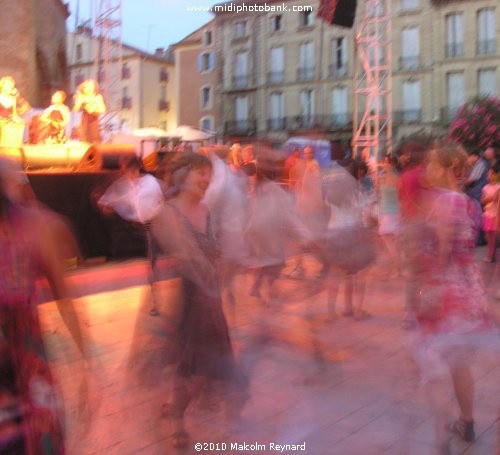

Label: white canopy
[131,127,169,138]
[165,125,213,142]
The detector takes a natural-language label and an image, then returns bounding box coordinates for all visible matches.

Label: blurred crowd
[0,138,499,454]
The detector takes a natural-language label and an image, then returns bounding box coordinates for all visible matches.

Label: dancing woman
[411,141,499,453]
[0,157,88,454]
[152,153,247,448]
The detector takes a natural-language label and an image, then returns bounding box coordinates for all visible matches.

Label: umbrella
[164,125,213,142]
[132,127,168,138]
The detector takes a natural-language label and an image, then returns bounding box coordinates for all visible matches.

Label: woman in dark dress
[152,153,247,448]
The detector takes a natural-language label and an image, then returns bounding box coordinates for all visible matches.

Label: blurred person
[284,148,303,190]
[152,153,248,448]
[397,141,427,328]
[292,146,325,278]
[451,145,470,192]
[40,90,70,144]
[246,151,309,304]
[480,162,500,263]
[202,147,250,310]
[484,147,498,167]
[229,141,242,171]
[464,150,488,202]
[411,141,499,452]
[377,154,401,278]
[0,76,31,123]
[0,156,89,454]
[323,165,377,320]
[73,80,106,143]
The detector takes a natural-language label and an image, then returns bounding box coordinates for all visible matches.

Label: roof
[174,18,215,47]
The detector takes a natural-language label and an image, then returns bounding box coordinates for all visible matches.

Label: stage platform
[27,171,147,260]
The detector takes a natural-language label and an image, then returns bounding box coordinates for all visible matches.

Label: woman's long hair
[164,152,212,199]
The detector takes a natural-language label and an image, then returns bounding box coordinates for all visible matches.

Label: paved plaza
[38,248,500,455]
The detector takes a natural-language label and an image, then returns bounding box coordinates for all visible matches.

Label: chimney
[155,47,165,56]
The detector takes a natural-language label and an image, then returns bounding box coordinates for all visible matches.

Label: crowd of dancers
[0,137,499,454]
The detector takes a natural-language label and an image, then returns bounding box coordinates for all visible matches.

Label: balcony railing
[267,118,286,130]
[224,119,256,135]
[297,67,315,82]
[440,106,461,123]
[399,56,420,70]
[477,40,496,56]
[160,70,169,82]
[268,71,284,85]
[121,67,131,79]
[233,75,250,89]
[393,110,422,124]
[329,113,351,127]
[121,97,132,109]
[158,100,170,111]
[329,64,348,78]
[446,42,464,58]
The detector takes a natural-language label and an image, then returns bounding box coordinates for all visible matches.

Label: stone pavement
[38,248,500,455]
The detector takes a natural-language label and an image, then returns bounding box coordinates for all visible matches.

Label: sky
[67,0,214,52]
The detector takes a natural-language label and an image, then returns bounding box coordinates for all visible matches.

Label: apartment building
[174,20,219,133]
[213,0,499,143]
[67,28,176,132]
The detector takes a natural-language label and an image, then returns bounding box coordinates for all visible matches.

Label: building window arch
[200,116,214,132]
[201,85,212,110]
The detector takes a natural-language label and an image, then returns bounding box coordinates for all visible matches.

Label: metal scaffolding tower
[352,0,393,158]
[93,0,123,140]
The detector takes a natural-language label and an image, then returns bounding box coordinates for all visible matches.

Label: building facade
[213,0,499,144]
[0,0,69,106]
[173,20,218,133]
[67,29,176,132]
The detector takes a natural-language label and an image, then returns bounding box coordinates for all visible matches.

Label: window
[447,72,465,119]
[269,93,284,129]
[331,87,348,125]
[269,47,284,83]
[299,42,314,81]
[205,30,212,46]
[478,69,497,96]
[198,52,215,72]
[234,51,249,87]
[402,80,421,122]
[401,27,420,69]
[477,9,496,55]
[300,89,315,127]
[446,13,464,58]
[235,96,249,130]
[76,43,82,61]
[368,1,383,18]
[401,0,418,11]
[331,37,347,76]
[234,21,247,39]
[122,87,131,109]
[160,85,166,102]
[270,15,282,33]
[75,72,84,87]
[200,116,213,132]
[299,11,313,28]
[201,86,211,109]
[122,62,131,79]
[122,86,128,98]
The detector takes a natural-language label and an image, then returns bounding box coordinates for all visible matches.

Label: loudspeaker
[317,0,357,28]
[79,144,137,171]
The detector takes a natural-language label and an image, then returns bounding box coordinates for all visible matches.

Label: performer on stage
[40,90,70,144]
[0,76,31,123]
[73,79,106,143]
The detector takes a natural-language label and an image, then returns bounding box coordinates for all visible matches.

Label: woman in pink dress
[411,141,499,453]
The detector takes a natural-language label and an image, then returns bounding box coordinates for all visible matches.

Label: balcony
[477,40,496,56]
[160,70,169,82]
[158,100,170,111]
[224,119,256,136]
[445,43,464,59]
[233,75,250,89]
[399,56,420,70]
[267,118,286,130]
[121,97,132,109]
[440,106,460,123]
[268,71,284,85]
[297,67,315,82]
[393,110,422,124]
[329,64,348,78]
[328,113,351,128]
[286,115,316,130]
[121,67,131,79]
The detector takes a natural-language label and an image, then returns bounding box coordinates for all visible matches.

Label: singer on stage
[0,76,31,146]
[73,79,106,143]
